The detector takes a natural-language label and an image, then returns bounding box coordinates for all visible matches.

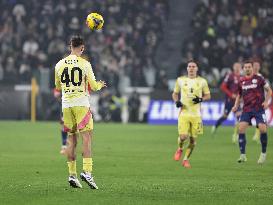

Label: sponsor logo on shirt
[242,83,257,90]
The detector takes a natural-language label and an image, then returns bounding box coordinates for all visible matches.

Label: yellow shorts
[63,106,93,134]
[178,114,203,137]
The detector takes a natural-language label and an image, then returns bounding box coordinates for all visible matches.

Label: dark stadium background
[0,0,272,123]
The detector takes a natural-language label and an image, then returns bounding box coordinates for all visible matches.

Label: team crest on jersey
[252,79,257,84]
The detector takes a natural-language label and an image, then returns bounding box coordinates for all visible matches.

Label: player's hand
[262,101,269,109]
[175,101,183,108]
[192,95,203,104]
[231,106,238,113]
[99,80,107,88]
[231,94,237,99]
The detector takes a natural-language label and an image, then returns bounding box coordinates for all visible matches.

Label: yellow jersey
[174,76,210,116]
[55,54,104,109]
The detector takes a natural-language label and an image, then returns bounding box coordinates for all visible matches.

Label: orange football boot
[173,148,183,161]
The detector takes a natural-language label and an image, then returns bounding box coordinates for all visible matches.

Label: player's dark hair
[187,59,199,67]
[243,60,253,66]
[70,35,84,48]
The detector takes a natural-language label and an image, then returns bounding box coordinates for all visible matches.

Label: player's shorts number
[61,67,82,87]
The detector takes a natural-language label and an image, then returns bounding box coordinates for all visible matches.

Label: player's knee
[238,126,245,134]
[179,135,188,141]
[258,125,267,133]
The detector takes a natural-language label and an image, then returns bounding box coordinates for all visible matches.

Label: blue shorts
[240,110,267,125]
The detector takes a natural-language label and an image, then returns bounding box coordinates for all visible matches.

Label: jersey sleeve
[173,79,180,93]
[54,62,61,91]
[261,77,270,89]
[202,79,210,95]
[86,62,104,91]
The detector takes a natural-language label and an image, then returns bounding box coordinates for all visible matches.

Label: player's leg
[81,130,93,173]
[182,136,196,168]
[63,107,82,188]
[237,120,249,163]
[66,133,82,188]
[60,128,68,155]
[212,101,231,134]
[174,134,188,161]
[256,112,268,164]
[182,116,202,168]
[232,111,241,143]
[66,134,78,176]
[80,130,98,189]
[252,125,260,143]
[212,113,227,133]
[257,123,267,164]
[74,106,98,189]
[60,115,68,154]
[232,122,239,143]
[174,114,189,161]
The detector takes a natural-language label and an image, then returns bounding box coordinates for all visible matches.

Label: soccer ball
[86,12,104,30]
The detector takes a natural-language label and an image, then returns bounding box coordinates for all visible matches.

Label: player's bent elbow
[172,92,179,101]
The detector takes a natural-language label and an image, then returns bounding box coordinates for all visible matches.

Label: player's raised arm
[86,63,106,91]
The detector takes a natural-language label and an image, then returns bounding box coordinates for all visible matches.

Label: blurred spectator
[0,0,169,87]
[182,0,273,85]
[128,90,141,122]
[109,91,125,122]
[155,70,169,89]
[0,57,3,81]
[143,59,156,87]
[98,89,112,122]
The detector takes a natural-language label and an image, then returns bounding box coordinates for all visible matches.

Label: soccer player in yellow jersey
[172,60,211,168]
[55,35,106,189]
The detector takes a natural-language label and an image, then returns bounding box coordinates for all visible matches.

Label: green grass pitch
[0,121,272,205]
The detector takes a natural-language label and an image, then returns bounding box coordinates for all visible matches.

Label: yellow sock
[234,123,239,136]
[83,158,93,174]
[67,161,77,176]
[177,137,185,149]
[255,128,260,137]
[183,143,195,160]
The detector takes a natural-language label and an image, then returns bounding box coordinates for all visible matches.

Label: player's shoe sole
[80,172,98,189]
[173,149,183,161]
[68,176,82,188]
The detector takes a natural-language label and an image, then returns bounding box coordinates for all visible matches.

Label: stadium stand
[181,0,273,86]
[0,0,169,88]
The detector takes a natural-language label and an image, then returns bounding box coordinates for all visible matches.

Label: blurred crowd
[181,0,273,86]
[98,89,141,122]
[0,0,169,89]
